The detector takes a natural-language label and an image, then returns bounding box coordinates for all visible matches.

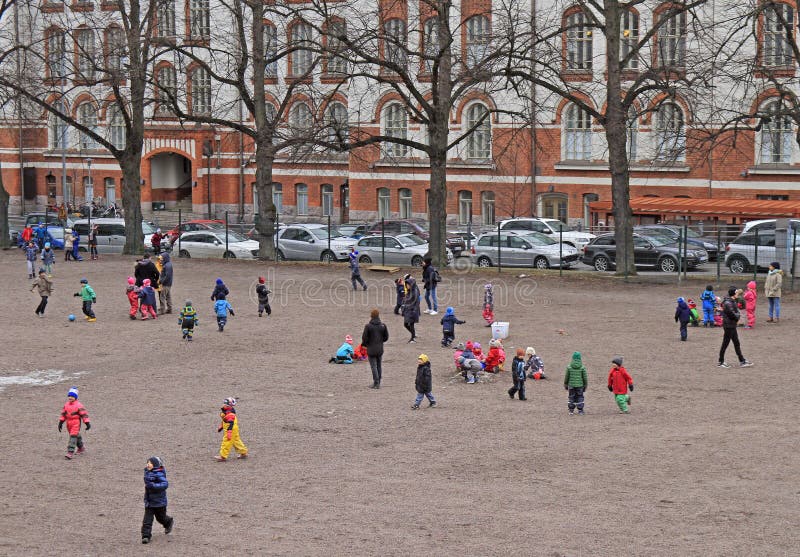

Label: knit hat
[44,242,50,248]
[572,351,582,362]
[612,357,623,366]
[418,354,429,363]
[345,335,353,344]
[223,397,237,407]
[474,342,482,350]
[728,286,737,296]
[489,338,499,348]
[747,281,756,289]
[148,456,163,469]
[143,279,151,286]
[404,273,411,281]
[526,347,535,356]
[216,278,223,285]
[677,297,685,303]
[706,284,713,291]
[67,387,79,399]
[465,341,474,350]
[80,278,88,284]
[771,261,780,269]
[184,299,192,307]
[455,342,465,351]
[484,283,492,289]
[258,276,265,284]
[445,307,454,316]
[127,276,135,285]
[156,228,161,233]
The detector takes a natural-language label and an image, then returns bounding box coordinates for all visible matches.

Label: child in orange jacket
[58,386,91,459]
[126,276,139,320]
[215,397,248,462]
[743,281,757,329]
[484,338,506,372]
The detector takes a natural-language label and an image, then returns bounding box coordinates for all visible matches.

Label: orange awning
[588,197,800,219]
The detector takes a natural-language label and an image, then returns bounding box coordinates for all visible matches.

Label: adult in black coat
[719,287,752,368]
[362,308,389,389]
[135,255,161,288]
[401,274,421,343]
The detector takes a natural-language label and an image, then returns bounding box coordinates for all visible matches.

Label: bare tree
[0,0,23,248]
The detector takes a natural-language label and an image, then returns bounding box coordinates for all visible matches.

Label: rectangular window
[104,178,116,205]
[191,68,211,116]
[657,10,686,68]
[76,29,96,80]
[399,189,412,218]
[106,27,125,75]
[378,188,391,218]
[757,194,789,201]
[326,20,347,75]
[764,4,794,67]
[190,0,211,39]
[264,24,278,76]
[566,12,592,70]
[620,11,639,70]
[156,0,176,38]
[321,185,334,216]
[291,23,313,76]
[48,31,66,79]
[296,184,308,215]
[273,183,283,214]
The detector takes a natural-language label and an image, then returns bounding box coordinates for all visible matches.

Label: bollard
[381,217,385,266]
[497,222,501,273]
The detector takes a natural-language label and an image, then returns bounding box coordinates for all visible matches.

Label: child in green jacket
[564,351,588,415]
[74,278,97,321]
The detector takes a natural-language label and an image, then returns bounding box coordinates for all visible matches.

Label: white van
[72,218,156,254]
[741,219,800,234]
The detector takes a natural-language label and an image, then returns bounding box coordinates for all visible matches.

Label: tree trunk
[121,150,144,254]
[254,144,277,260]
[428,150,448,266]
[604,0,636,276]
[0,163,10,249]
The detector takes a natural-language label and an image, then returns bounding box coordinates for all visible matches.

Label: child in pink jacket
[126,277,139,320]
[744,280,757,329]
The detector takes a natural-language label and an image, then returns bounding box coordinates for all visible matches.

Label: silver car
[176,230,260,259]
[471,231,579,269]
[355,233,453,267]
[276,223,355,262]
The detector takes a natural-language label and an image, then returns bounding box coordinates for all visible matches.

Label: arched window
[423,18,439,73]
[465,15,490,68]
[325,102,348,145]
[106,27,125,74]
[481,191,495,225]
[50,100,68,150]
[620,10,639,69]
[762,3,794,67]
[627,107,638,162]
[565,11,592,70]
[296,184,309,215]
[77,102,98,150]
[290,22,313,76]
[76,28,96,80]
[465,103,491,159]
[655,6,686,68]
[655,102,685,162]
[289,102,312,137]
[540,193,567,221]
[190,67,211,115]
[156,0,176,38]
[377,187,391,218]
[156,65,176,115]
[107,104,126,149]
[760,101,793,164]
[321,184,334,216]
[563,103,591,160]
[399,188,412,218]
[47,29,66,79]
[384,18,407,69]
[189,0,210,39]
[458,190,473,224]
[326,20,348,75]
[264,23,278,76]
[383,103,408,157]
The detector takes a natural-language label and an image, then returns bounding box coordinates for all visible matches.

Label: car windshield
[213,231,248,243]
[310,227,343,240]
[142,222,156,234]
[543,219,574,232]
[48,227,64,239]
[398,234,426,247]
[641,234,671,247]
[522,231,557,246]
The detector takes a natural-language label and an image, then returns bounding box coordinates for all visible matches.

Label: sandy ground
[1,250,798,556]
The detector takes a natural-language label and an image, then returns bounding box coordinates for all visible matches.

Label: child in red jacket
[126,276,139,320]
[58,386,91,459]
[607,357,634,414]
[744,281,757,329]
[484,338,506,372]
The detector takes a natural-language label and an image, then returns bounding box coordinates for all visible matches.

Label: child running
[214,298,234,332]
[215,397,248,462]
[126,277,139,320]
[440,307,465,347]
[73,278,96,322]
[675,297,691,341]
[31,268,53,317]
[179,300,198,341]
[507,348,527,401]
[41,242,55,277]
[564,351,588,415]
[607,357,634,414]
[141,456,173,544]
[211,278,229,301]
[412,354,436,409]
[58,386,91,459]
[256,276,272,317]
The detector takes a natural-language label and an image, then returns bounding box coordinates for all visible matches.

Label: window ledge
[44,150,115,159]
[554,161,690,172]
[748,165,800,175]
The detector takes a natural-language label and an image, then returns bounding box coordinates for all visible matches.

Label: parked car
[275,223,355,262]
[724,230,800,273]
[741,219,800,234]
[499,218,595,250]
[165,220,225,245]
[367,219,465,256]
[73,218,157,254]
[175,230,260,259]
[449,230,479,250]
[246,223,287,240]
[470,231,579,269]
[14,225,65,249]
[581,232,708,272]
[24,212,73,228]
[338,223,371,239]
[634,225,721,261]
[355,233,453,267]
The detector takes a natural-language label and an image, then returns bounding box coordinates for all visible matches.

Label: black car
[581,232,709,272]
[634,225,721,261]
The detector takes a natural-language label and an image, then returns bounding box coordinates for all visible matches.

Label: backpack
[433,268,442,284]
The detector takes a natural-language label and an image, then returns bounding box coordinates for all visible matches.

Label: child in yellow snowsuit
[215,397,248,462]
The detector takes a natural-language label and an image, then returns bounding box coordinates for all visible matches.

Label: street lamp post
[202,140,214,219]
[86,157,93,233]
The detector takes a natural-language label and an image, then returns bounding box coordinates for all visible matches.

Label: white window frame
[190,67,211,116]
[190,0,211,39]
[106,27,125,74]
[264,23,278,76]
[657,9,686,68]
[481,191,495,225]
[50,100,68,150]
[620,10,639,70]
[325,102,348,145]
[399,188,412,218]
[104,177,116,205]
[156,66,177,115]
[76,29,96,80]
[763,3,794,67]
[565,11,592,70]
[458,190,473,225]
[289,103,312,137]
[465,15,490,68]
[465,103,491,159]
[83,176,94,203]
[384,18,407,69]
[654,102,686,162]
[378,187,391,218]
[326,20,348,75]
[627,107,638,162]
[273,183,283,214]
[48,30,66,79]
[759,101,793,164]
[563,103,592,160]
[78,103,99,150]
[156,0,176,38]
[107,104,126,149]
[383,103,408,157]
[321,184,334,217]
[290,22,313,77]
[424,18,439,73]
[296,184,309,215]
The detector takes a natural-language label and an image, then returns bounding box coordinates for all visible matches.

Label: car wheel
[593,255,610,272]
[411,255,423,267]
[179,249,190,258]
[78,246,88,253]
[533,256,549,269]
[728,255,748,274]
[477,256,492,268]
[223,251,236,259]
[359,255,372,264]
[658,256,677,273]
[320,250,335,263]
[276,250,285,261]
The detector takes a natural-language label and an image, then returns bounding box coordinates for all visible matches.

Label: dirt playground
[1,250,797,556]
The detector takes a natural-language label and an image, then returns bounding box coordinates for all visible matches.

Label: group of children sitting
[454,341,545,384]
[676,282,759,340]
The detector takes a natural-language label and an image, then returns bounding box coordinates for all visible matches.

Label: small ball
[68,314,76,322]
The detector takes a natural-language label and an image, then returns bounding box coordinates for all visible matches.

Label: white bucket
[491,321,509,340]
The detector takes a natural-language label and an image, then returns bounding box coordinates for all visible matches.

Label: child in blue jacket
[700,285,715,327]
[440,306,465,347]
[329,335,355,364]
[24,241,38,279]
[675,297,692,341]
[214,298,234,332]
[141,456,173,544]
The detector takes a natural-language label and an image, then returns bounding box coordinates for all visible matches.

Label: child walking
[393,278,405,315]
[31,269,53,317]
[744,281,757,329]
[141,456,173,544]
[64,229,74,261]
[440,306,465,347]
[73,278,96,322]
[765,262,783,323]
[41,242,55,277]
[700,285,715,327]
[507,347,527,400]
[524,347,546,379]
[138,278,158,320]
[564,351,588,415]
[24,241,38,278]
[58,386,90,459]
[126,277,139,320]
[349,247,367,291]
[482,283,494,326]
[179,300,198,341]
[607,357,634,414]
[256,276,272,317]
[210,278,229,301]
[215,397,248,462]
[675,297,691,341]
[412,354,437,409]
[214,298,234,332]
